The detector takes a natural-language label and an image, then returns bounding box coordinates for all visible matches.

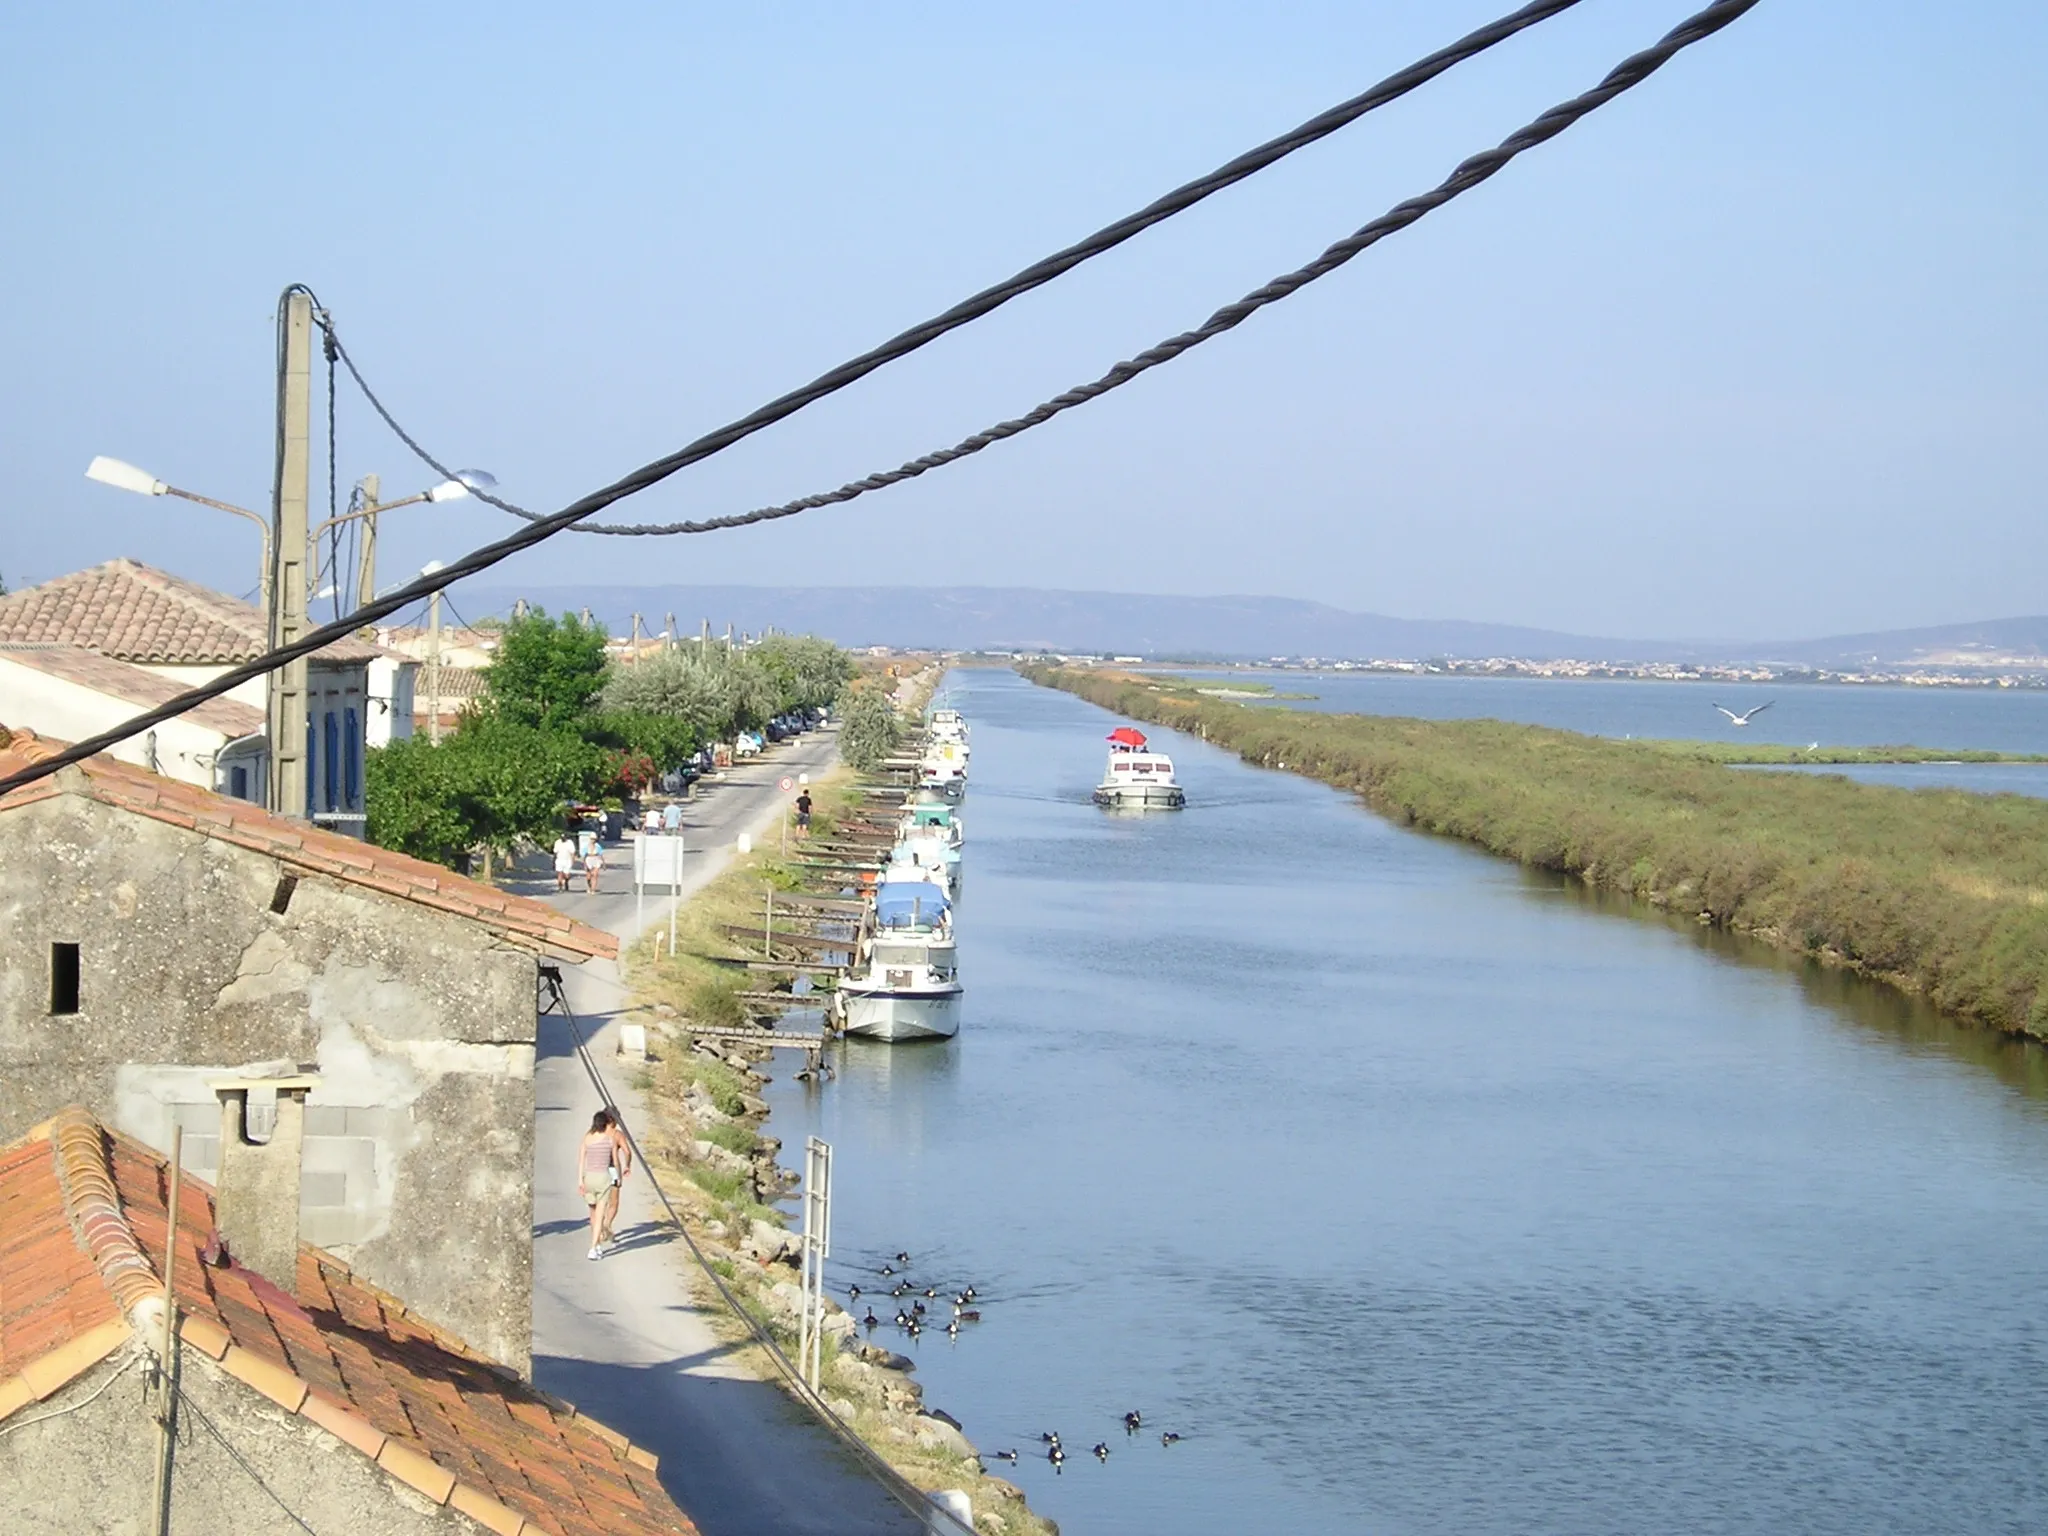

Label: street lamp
[85,456,274,609]
[312,469,495,617]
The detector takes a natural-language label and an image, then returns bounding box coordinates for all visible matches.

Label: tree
[838,683,902,770]
[483,611,608,731]
[367,716,604,871]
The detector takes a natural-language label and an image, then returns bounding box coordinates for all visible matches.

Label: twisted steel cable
[0,0,1760,794]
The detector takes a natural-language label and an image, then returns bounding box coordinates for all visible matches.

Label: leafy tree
[483,610,608,731]
[838,683,902,770]
[367,715,603,872]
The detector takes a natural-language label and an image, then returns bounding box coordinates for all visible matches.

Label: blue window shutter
[324,712,340,811]
[345,708,360,806]
[306,720,317,816]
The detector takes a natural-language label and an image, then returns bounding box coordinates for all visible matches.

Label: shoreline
[1026,663,2048,1046]
[615,678,1056,1536]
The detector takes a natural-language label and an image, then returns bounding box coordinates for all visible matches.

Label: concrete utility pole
[268,289,314,818]
[428,587,445,744]
[353,471,380,612]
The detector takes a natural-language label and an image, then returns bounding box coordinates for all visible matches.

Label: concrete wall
[0,1344,471,1535]
[0,785,537,1371]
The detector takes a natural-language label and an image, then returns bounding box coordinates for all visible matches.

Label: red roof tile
[0,729,615,962]
[0,558,378,664]
[0,1112,696,1536]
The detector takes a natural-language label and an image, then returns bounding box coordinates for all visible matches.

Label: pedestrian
[577,1107,632,1258]
[642,805,661,835]
[795,789,813,837]
[661,800,683,832]
[583,842,604,894]
[552,831,576,893]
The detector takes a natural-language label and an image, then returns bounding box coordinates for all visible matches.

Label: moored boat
[836,874,961,1041]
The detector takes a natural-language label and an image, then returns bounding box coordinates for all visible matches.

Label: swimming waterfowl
[1124,1410,1142,1432]
[944,1319,961,1339]
[880,1264,894,1276]
[993,1449,1018,1463]
[848,1284,861,1301]
[894,1251,912,1263]
[1039,1432,1060,1445]
[1092,1443,1110,1462]
[862,1309,879,1328]
[953,1308,981,1322]
[894,1309,911,1327]
[1160,1432,1182,1446]
[1047,1445,1066,1472]
[911,1300,926,1316]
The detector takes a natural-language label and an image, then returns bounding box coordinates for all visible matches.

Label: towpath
[525,733,917,1536]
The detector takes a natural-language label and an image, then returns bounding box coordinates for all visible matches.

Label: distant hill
[457,583,2048,669]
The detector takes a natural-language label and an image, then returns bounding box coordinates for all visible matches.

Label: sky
[1,1,2042,641]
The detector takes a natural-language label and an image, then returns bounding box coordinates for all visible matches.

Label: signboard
[634,832,686,891]
[779,776,794,793]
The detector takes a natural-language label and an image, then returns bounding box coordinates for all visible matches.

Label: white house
[0,559,398,832]
[0,642,268,799]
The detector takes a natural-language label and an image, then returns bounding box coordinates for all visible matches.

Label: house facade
[0,728,615,1371]
[0,558,415,834]
[0,640,268,799]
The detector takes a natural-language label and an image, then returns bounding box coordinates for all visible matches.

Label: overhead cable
[0,0,1759,796]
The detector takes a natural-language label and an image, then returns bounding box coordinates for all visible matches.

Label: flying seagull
[1714,702,1774,726]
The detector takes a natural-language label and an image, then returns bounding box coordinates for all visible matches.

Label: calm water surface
[767,668,2048,1535]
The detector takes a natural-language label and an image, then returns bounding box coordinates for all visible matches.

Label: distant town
[1020,653,2048,688]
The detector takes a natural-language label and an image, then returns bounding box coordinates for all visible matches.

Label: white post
[800,1135,833,1391]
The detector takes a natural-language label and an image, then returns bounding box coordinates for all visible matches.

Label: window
[230,764,249,801]
[344,708,360,807]
[50,943,79,1015]
[323,711,340,812]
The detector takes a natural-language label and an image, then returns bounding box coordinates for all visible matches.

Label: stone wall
[0,784,537,1371]
[0,1345,464,1536]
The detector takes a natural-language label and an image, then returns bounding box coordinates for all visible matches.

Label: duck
[1039,1432,1060,1446]
[1160,1432,1182,1446]
[953,1308,981,1323]
[944,1320,961,1339]
[992,1449,1018,1464]
[890,1282,910,1297]
[894,1309,911,1328]
[847,1284,862,1302]
[1092,1442,1110,1462]
[951,1291,970,1307]
[1123,1410,1142,1433]
[923,1286,938,1299]
[1047,1445,1066,1473]
[905,1318,922,1338]
[879,1264,895,1277]
[862,1309,879,1329]
[911,1300,927,1317]
[894,1251,912,1263]
[962,1286,978,1302]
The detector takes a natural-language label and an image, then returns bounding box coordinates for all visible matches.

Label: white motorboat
[1092,727,1185,811]
[919,741,968,802]
[836,876,961,1041]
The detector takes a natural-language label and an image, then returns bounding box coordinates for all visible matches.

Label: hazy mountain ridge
[459,584,2048,668]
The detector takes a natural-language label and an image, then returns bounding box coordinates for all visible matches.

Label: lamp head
[425,468,497,503]
[85,456,167,497]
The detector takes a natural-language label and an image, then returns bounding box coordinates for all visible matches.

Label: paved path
[528,735,916,1536]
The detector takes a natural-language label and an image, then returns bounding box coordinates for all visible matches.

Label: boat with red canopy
[1093,727,1185,811]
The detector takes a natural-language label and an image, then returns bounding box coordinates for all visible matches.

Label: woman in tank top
[578,1107,632,1259]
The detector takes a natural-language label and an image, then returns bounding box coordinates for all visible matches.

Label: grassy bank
[618,761,1052,1535]
[1025,664,2048,1042]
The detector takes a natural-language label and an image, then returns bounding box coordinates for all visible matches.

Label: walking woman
[578,1107,632,1259]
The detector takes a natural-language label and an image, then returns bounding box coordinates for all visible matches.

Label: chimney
[210,1074,319,1294]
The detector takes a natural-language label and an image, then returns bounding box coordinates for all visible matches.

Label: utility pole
[353,472,380,612]
[268,288,313,819]
[428,588,444,744]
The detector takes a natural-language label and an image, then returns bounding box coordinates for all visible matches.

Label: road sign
[779,775,794,793]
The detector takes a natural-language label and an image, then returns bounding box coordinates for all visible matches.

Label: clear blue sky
[2,2,2041,640]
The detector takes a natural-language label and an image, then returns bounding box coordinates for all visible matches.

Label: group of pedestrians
[578,1107,633,1259]
[552,829,604,893]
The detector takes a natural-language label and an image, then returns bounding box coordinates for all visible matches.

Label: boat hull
[1093,782,1185,810]
[838,987,962,1041]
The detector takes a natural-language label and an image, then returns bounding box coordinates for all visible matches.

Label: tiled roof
[0,729,616,962]
[0,1110,696,1536]
[0,642,265,738]
[420,664,492,702]
[0,558,379,664]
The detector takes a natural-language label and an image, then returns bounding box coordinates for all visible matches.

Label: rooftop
[0,558,379,665]
[0,727,616,962]
[0,642,265,738]
[0,1109,694,1536]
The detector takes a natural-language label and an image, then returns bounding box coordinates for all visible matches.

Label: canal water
[767,667,2048,1535]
